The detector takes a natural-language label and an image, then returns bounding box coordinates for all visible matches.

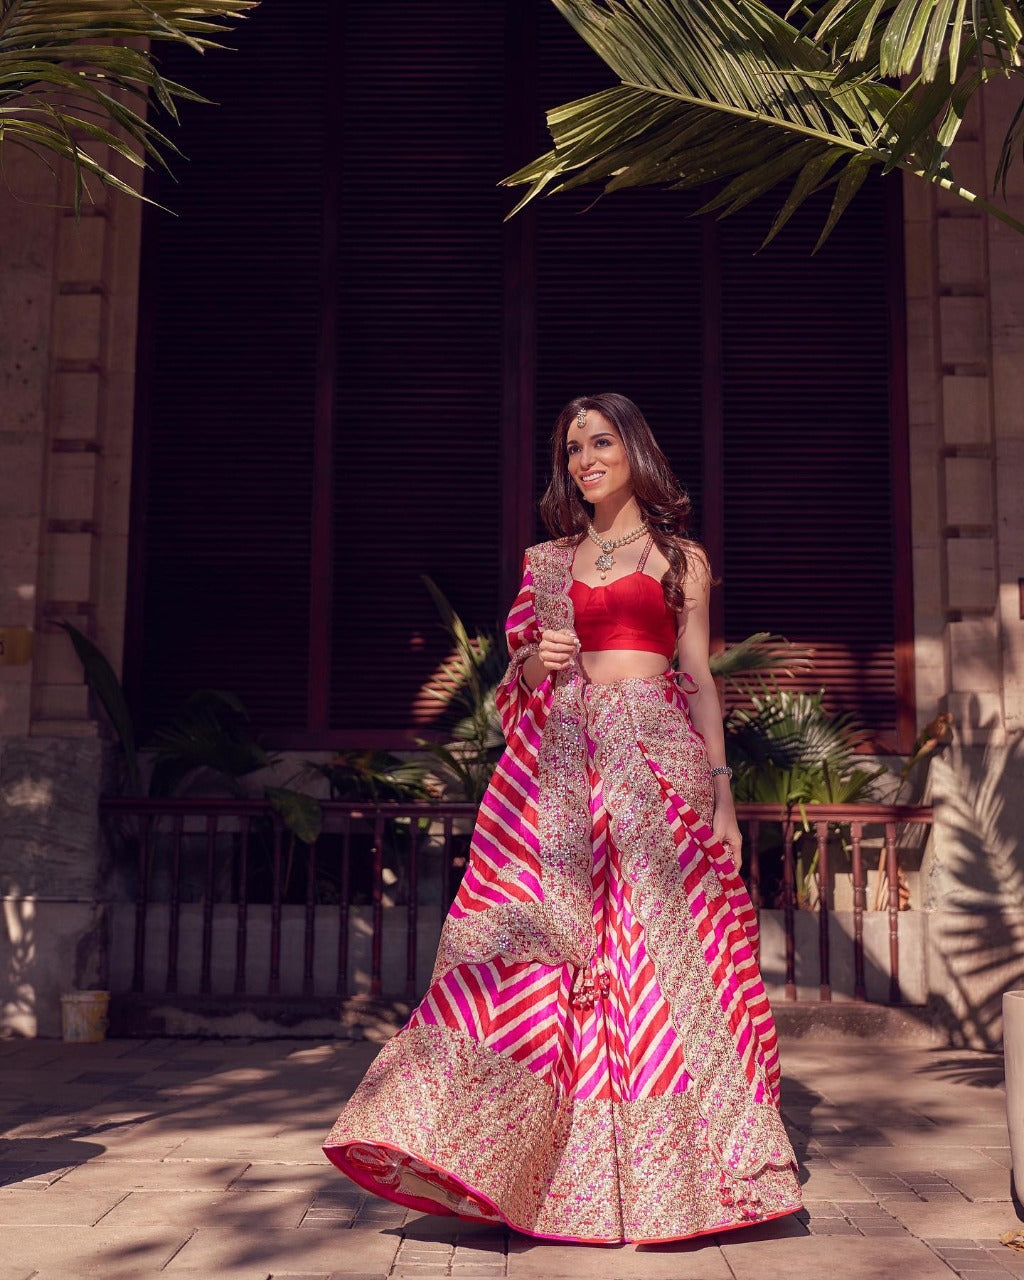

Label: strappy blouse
[568,536,677,661]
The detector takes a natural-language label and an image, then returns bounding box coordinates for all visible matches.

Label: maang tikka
[576,406,587,428]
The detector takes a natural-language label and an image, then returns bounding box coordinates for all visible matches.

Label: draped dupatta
[437,538,795,1178]
[323,538,800,1243]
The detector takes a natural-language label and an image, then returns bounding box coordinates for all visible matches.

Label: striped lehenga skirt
[323,671,802,1244]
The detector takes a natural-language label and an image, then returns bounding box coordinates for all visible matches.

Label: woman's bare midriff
[578,649,670,684]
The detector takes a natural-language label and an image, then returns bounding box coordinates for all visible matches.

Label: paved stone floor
[0,1033,1021,1279]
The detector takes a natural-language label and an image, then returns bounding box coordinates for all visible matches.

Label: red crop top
[568,537,677,661]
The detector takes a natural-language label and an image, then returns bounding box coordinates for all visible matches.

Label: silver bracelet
[709,765,733,779]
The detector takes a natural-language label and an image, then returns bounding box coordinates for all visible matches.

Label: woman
[323,393,802,1243]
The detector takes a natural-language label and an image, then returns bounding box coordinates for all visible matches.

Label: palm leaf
[58,619,139,793]
[795,0,1024,182]
[0,0,257,212]
[265,786,323,846]
[710,631,816,683]
[504,0,1024,244]
[796,0,1023,80]
[147,689,271,796]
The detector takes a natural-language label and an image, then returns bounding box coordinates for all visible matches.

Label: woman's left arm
[675,553,742,869]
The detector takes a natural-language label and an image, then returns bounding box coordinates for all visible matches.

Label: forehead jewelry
[576,406,587,428]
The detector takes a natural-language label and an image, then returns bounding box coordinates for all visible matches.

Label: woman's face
[565,410,633,505]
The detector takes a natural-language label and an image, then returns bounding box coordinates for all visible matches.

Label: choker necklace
[586,520,648,580]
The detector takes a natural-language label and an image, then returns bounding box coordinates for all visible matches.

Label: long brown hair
[539,392,705,611]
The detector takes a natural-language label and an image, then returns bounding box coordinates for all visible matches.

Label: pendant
[595,552,615,573]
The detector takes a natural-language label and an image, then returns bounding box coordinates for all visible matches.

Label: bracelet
[710,765,733,779]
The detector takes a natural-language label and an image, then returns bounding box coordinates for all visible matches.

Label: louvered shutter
[327,1,506,738]
[133,0,327,732]
[718,185,911,744]
[532,5,705,529]
[130,0,911,749]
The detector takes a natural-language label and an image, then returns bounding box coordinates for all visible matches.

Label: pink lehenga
[323,538,802,1244]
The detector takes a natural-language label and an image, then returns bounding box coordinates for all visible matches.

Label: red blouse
[568,538,677,661]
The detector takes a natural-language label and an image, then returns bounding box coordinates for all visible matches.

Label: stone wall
[905,76,1024,1047]
[0,135,142,1037]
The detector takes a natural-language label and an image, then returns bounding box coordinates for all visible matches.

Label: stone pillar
[0,132,143,1036]
[905,79,1024,1047]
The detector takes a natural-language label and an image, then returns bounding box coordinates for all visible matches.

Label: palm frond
[59,619,139,793]
[727,679,882,804]
[0,0,257,211]
[504,0,1024,245]
[795,0,1023,80]
[265,786,323,846]
[147,688,271,796]
[710,631,816,683]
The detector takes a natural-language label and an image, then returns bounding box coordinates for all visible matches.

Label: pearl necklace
[585,520,648,581]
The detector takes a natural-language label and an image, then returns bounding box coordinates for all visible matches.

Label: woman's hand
[712,784,743,871]
[538,628,580,673]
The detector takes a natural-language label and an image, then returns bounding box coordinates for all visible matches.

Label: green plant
[725,678,888,906]
[0,0,257,212]
[62,621,319,842]
[416,575,509,806]
[504,0,1024,246]
[59,620,141,793]
[304,751,430,804]
[710,632,814,684]
[726,679,885,807]
[147,689,270,797]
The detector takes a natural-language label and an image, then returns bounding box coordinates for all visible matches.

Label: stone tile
[980,1149,1014,1170]
[211,1159,330,1192]
[721,1234,961,1279]
[507,1237,733,1278]
[879,1125,1011,1148]
[402,1212,462,1241]
[69,1070,149,1086]
[99,1187,312,1229]
[885,1199,1023,1238]
[830,1147,1003,1174]
[0,1224,192,1276]
[144,1134,290,1161]
[0,1187,125,1224]
[165,1226,401,1273]
[58,1158,251,1191]
[270,1275,389,1280]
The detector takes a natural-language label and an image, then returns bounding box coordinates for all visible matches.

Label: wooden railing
[99,797,933,1006]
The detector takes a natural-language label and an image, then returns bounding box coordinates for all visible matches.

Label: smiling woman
[323,392,802,1242]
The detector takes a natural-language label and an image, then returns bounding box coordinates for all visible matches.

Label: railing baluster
[303,834,317,997]
[782,819,797,1001]
[441,814,454,911]
[337,812,351,997]
[132,814,152,993]
[166,814,183,994]
[234,816,250,995]
[371,810,385,999]
[406,816,420,1001]
[269,816,283,996]
[850,820,866,1002]
[200,813,216,995]
[885,821,901,1004]
[816,821,831,1002]
[100,798,930,1010]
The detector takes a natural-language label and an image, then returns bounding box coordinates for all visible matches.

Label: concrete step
[109,992,958,1046]
[773,998,953,1045]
